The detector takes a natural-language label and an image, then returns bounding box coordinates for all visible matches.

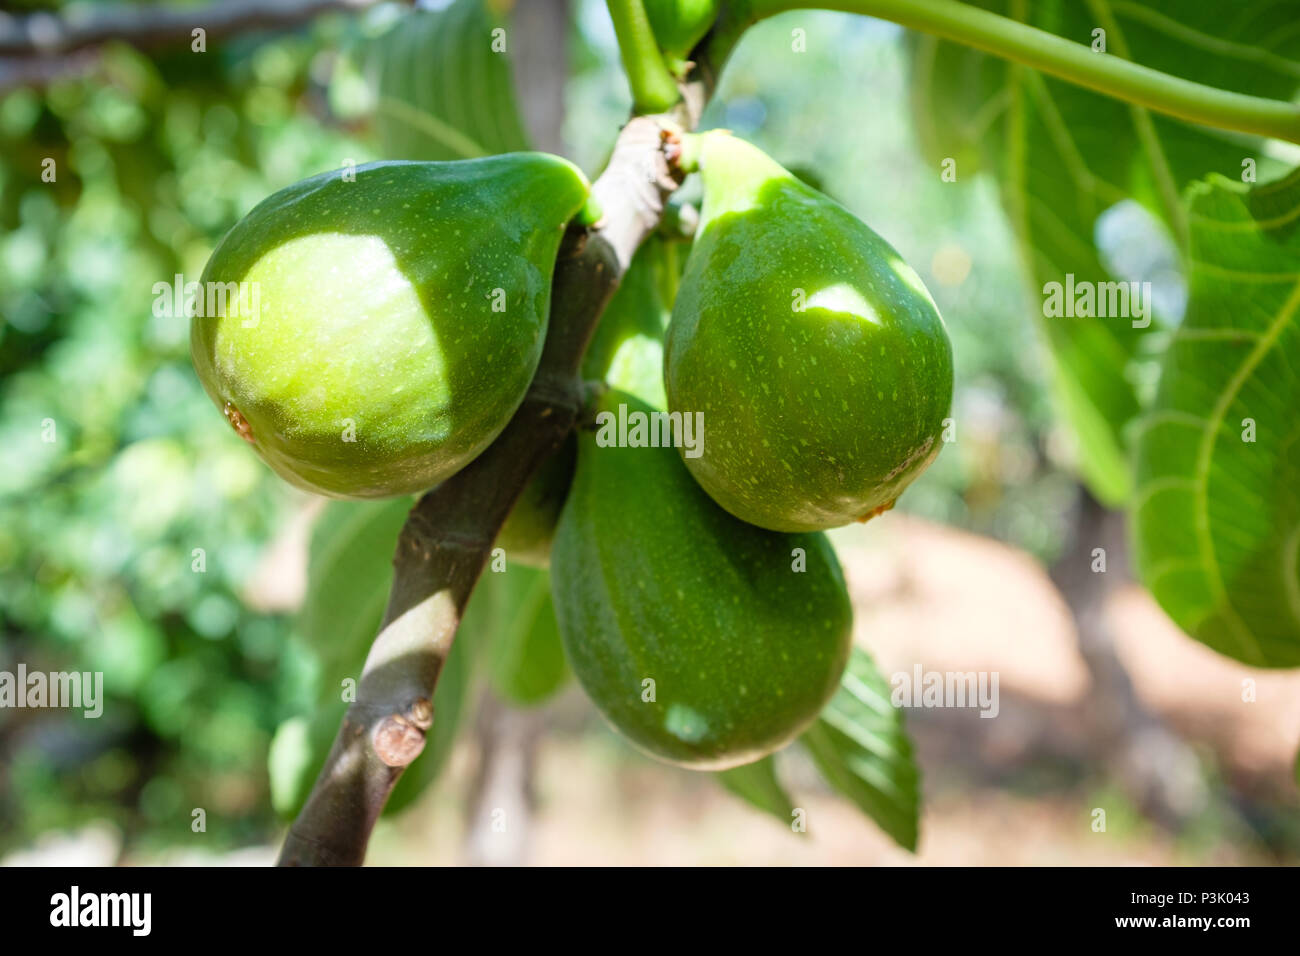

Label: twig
[0,0,385,56]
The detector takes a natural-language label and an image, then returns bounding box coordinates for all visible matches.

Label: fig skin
[192,154,590,498]
[551,389,853,771]
[665,131,954,532]
[644,0,720,62]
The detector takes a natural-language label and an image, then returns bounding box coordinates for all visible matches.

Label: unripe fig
[644,0,720,63]
[192,155,591,498]
[551,390,853,770]
[665,131,954,532]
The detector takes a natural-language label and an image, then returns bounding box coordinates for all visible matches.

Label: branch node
[372,702,433,767]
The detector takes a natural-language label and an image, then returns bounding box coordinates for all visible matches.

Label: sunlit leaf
[1133,168,1300,667]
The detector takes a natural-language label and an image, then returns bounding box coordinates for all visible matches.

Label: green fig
[665,131,954,532]
[644,0,719,67]
[551,389,853,770]
[192,155,592,498]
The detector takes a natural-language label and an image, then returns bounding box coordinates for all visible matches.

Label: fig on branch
[644,0,720,66]
[191,155,592,498]
[551,390,853,770]
[665,131,954,532]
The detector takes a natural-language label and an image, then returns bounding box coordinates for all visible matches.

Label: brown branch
[0,0,387,57]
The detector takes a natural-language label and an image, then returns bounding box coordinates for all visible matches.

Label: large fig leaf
[909,0,1300,505]
[367,0,530,160]
[800,647,920,851]
[1132,168,1300,667]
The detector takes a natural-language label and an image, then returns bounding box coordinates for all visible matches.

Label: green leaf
[1132,168,1300,667]
[486,565,571,706]
[800,647,920,850]
[367,0,531,161]
[716,756,797,826]
[272,498,482,818]
[908,0,1300,505]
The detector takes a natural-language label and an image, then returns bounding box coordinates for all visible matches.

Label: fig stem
[606,0,681,113]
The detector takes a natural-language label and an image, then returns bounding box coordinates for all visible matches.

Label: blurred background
[1,0,1297,865]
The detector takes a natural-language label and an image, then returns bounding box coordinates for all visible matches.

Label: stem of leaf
[607,0,681,113]
[741,0,1300,145]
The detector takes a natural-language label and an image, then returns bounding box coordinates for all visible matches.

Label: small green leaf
[1132,168,1300,667]
[800,647,920,851]
[716,756,797,826]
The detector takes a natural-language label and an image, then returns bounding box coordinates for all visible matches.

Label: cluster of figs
[192,128,953,770]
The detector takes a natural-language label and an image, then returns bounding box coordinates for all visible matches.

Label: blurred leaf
[300,498,411,685]
[487,566,570,706]
[716,756,797,826]
[368,0,530,160]
[800,647,920,851]
[1132,168,1300,667]
[908,0,1300,506]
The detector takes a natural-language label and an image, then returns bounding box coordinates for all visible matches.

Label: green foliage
[908,0,1300,507]
[551,389,853,769]
[1133,168,1300,667]
[0,23,366,853]
[486,565,570,706]
[193,154,590,498]
[666,131,953,532]
[800,647,921,851]
[369,0,531,160]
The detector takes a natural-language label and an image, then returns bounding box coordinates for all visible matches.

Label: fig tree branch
[0,0,388,56]
[725,0,1300,145]
[276,115,692,867]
